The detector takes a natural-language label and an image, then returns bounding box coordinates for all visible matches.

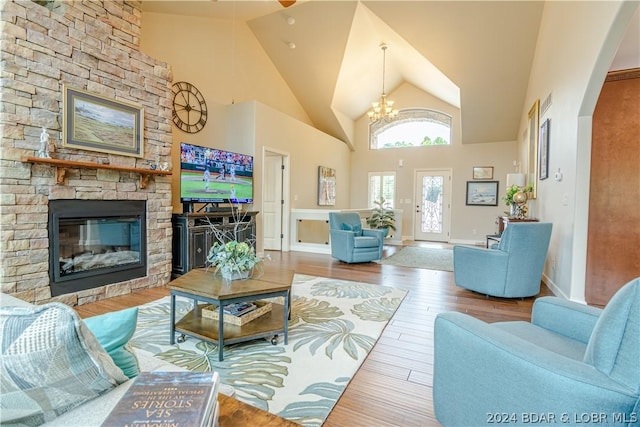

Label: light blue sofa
[453,222,553,297]
[433,277,640,426]
[0,293,234,426]
[328,212,385,263]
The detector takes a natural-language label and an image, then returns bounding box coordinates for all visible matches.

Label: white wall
[351,83,518,243]
[517,0,638,301]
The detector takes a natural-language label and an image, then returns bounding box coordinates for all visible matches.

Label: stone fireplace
[0,1,174,306]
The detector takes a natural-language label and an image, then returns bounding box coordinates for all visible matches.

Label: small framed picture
[472,166,493,180]
[466,181,499,206]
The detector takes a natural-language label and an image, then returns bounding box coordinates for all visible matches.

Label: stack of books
[202,301,273,326]
[223,302,257,317]
[101,371,220,427]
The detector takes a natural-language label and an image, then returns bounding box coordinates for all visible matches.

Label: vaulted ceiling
[141,1,636,148]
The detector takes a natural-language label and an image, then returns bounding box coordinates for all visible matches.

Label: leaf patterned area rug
[130,274,407,427]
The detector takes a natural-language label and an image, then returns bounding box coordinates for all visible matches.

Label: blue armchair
[328,212,385,263]
[453,222,552,298]
[433,277,640,426]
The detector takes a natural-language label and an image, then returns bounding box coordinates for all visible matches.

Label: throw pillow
[341,223,363,236]
[0,303,128,426]
[84,307,140,379]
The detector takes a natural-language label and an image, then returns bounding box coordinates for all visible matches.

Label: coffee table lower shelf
[174,303,286,348]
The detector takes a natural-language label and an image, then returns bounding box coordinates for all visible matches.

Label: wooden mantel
[21,156,171,189]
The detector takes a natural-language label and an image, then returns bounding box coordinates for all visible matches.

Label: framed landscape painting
[63,85,144,157]
[466,181,499,206]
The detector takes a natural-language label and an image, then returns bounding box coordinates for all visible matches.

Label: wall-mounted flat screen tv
[179,142,254,204]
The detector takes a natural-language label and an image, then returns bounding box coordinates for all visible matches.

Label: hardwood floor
[75,243,552,427]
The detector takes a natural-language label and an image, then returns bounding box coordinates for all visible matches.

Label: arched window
[370,108,452,149]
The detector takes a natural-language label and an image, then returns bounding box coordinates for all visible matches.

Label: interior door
[414,169,452,242]
[263,153,283,250]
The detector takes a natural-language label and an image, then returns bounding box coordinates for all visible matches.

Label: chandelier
[368,43,398,123]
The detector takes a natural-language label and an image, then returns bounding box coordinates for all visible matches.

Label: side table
[486,234,501,248]
[497,216,539,234]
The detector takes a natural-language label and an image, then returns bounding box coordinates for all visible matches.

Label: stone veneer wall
[0,0,174,306]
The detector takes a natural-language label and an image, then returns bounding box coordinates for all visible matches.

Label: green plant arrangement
[366,198,396,234]
[207,240,261,280]
[205,205,264,280]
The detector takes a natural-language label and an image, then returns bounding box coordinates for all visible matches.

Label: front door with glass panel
[414,169,451,242]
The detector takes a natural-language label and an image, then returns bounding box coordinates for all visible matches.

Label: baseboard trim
[541,274,577,301]
[289,243,332,254]
[449,238,485,246]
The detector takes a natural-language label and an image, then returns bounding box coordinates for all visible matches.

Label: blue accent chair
[453,222,553,298]
[433,277,640,426]
[328,212,385,263]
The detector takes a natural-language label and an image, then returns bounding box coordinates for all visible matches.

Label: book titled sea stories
[101,371,220,427]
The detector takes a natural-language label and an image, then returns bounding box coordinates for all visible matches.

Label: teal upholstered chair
[328,212,385,263]
[453,222,552,298]
[434,277,640,426]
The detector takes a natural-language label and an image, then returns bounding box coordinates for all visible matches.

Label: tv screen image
[180,142,254,204]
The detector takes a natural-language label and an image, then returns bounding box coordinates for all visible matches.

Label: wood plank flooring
[75,242,551,427]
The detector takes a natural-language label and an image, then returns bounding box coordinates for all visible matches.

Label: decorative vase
[509,204,517,217]
[222,270,250,281]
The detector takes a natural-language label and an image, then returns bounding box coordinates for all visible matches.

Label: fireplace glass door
[49,200,147,296]
[58,217,142,276]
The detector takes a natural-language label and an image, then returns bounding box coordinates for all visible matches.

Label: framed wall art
[318,166,336,206]
[466,181,499,206]
[472,166,493,180]
[63,85,144,158]
[539,118,550,180]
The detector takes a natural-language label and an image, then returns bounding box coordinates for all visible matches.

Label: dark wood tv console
[171,210,258,277]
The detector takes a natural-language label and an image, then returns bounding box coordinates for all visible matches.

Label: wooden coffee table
[169,266,294,361]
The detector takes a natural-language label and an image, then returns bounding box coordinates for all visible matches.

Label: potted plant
[207,240,262,280]
[205,206,264,280]
[366,198,396,237]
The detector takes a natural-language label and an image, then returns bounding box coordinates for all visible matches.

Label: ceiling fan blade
[278,0,296,7]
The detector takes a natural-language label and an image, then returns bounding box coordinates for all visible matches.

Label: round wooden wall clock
[171,81,208,133]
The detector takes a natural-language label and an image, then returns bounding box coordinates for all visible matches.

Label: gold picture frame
[63,85,144,158]
[526,99,539,199]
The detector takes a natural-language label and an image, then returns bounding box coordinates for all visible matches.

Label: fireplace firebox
[49,200,147,296]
